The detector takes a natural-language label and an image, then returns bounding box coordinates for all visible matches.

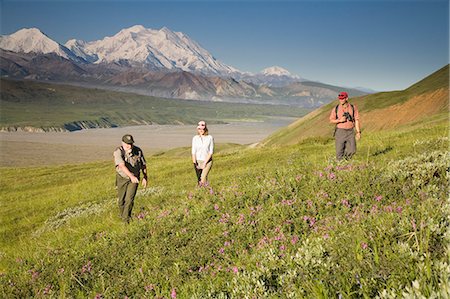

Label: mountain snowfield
[64,25,240,76]
[261,66,300,78]
[234,66,303,87]
[0,25,302,80]
[0,28,80,62]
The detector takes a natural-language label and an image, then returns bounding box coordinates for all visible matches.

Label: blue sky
[1,0,448,91]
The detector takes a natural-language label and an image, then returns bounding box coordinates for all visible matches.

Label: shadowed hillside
[261,65,449,146]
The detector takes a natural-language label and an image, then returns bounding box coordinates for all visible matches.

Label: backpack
[118,146,143,168]
[335,104,355,122]
[333,104,355,137]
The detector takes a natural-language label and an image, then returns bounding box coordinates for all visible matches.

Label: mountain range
[0,26,367,106]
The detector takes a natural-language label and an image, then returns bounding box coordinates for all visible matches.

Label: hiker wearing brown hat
[113,134,148,223]
[329,92,361,160]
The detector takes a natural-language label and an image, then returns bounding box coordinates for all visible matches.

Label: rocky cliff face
[1,126,68,132]
[1,118,151,133]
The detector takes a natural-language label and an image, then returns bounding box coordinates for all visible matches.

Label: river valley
[0,118,295,167]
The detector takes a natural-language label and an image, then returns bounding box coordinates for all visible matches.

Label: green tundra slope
[261,64,449,147]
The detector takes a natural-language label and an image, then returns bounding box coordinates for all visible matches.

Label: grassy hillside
[0,79,309,131]
[261,65,449,146]
[0,118,448,297]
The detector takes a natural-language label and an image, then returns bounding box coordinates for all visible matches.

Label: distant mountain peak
[125,25,146,33]
[1,27,57,51]
[261,66,299,78]
[63,25,239,75]
[0,27,78,61]
[159,26,173,33]
[16,27,45,36]
[65,39,85,47]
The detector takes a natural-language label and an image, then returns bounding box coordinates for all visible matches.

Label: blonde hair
[197,121,209,136]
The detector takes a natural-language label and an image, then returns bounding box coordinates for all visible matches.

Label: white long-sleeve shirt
[191,135,214,161]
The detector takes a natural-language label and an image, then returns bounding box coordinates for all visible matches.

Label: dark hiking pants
[116,174,139,223]
[335,128,356,160]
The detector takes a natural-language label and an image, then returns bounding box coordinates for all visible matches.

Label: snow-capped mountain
[0,26,368,106]
[0,28,81,62]
[240,66,303,87]
[64,39,98,63]
[64,25,240,76]
[260,66,300,79]
[0,25,241,76]
[0,26,303,85]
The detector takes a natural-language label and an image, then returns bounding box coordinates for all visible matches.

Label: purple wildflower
[384,205,393,213]
[341,199,350,208]
[81,261,92,274]
[43,284,52,295]
[281,199,295,206]
[237,214,245,224]
[219,213,230,223]
[137,211,147,220]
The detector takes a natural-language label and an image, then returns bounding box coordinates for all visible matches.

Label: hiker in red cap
[329,92,361,160]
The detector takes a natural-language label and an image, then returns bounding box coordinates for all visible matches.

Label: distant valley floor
[0,119,294,167]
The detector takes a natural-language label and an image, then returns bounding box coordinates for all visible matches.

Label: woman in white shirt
[191,120,214,186]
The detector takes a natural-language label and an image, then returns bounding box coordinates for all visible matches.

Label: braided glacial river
[0,118,295,167]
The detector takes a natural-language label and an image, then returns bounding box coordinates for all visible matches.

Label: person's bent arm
[202,153,213,168]
[355,120,361,140]
[192,137,197,165]
[141,166,148,188]
[118,163,139,183]
[330,116,347,124]
[329,108,346,124]
[201,138,214,168]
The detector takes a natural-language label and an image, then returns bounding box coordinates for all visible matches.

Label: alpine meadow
[0,64,449,298]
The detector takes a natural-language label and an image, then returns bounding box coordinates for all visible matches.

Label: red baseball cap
[338,92,348,99]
